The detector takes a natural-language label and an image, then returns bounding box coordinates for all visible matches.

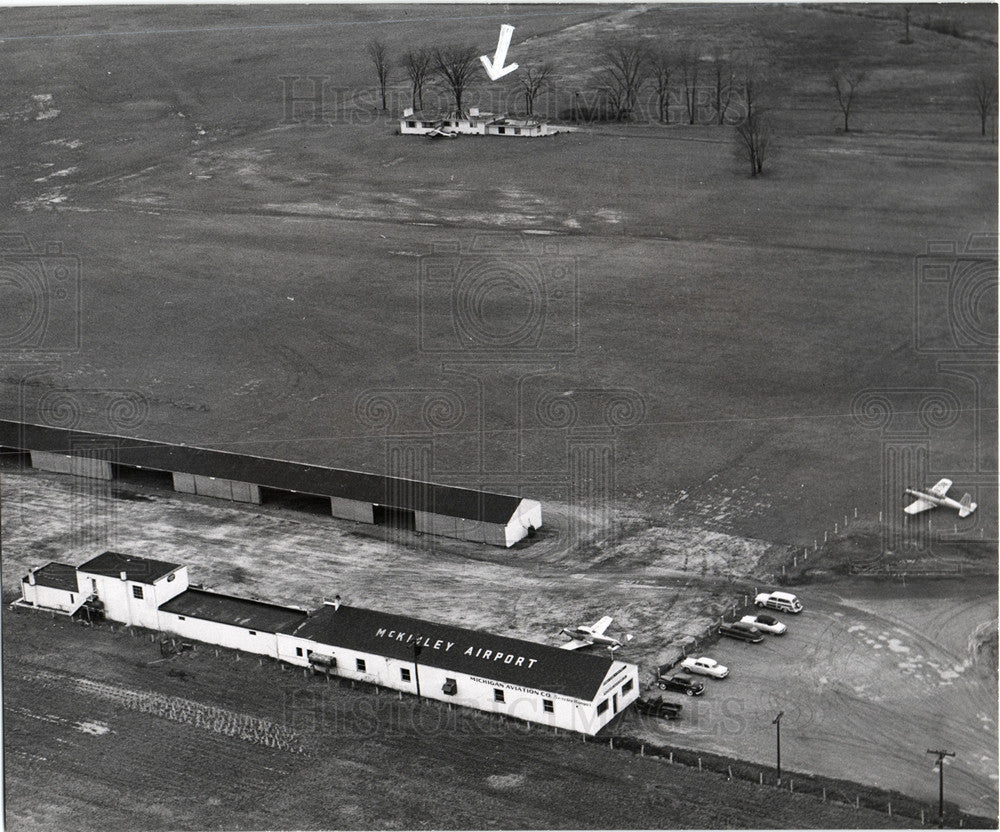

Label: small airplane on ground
[904,478,977,518]
[558,615,633,651]
[425,126,457,139]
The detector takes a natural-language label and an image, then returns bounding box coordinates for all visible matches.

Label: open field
[3,607,921,831]
[1,3,997,829]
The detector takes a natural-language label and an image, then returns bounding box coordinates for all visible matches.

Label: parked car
[634,695,682,720]
[680,656,729,678]
[719,621,765,643]
[740,613,787,635]
[754,590,803,614]
[654,672,705,696]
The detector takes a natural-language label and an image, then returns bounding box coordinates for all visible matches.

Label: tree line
[367,37,997,176]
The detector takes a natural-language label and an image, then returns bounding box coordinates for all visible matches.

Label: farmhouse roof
[0,420,526,526]
[285,603,618,702]
[77,551,181,584]
[159,588,309,633]
[28,562,79,592]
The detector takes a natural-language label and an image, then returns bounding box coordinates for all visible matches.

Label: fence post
[759,772,763,786]
[789,779,793,793]
[921,809,925,825]
[888,801,892,817]
[640,744,645,757]
[855,796,859,810]
[727,766,732,781]
[698,757,702,771]
[669,751,673,764]
[822,787,826,802]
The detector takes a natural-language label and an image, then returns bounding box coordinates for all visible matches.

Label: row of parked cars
[643,591,805,712]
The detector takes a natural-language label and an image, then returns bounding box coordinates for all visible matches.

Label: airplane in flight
[558,616,633,651]
[904,478,977,518]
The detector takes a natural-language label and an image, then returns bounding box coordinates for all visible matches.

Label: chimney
[334,594,341,611]
[403,106,414,118]
[120,571,127,581]
[27,568,36,586]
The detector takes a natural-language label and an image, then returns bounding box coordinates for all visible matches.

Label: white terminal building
[399,108,560,138]
[17,553,639,736]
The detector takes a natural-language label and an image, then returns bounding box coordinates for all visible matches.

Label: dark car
[719,621,765,643]
[654,672,705,696]
[634,695,683,720]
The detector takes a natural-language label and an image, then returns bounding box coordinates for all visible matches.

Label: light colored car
[680,656,729,678]
[754,590,803,614]
[741,613,787,635]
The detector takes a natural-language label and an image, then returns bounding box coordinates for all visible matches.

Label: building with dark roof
[1,419,541,547]
[276,603,639,734]
[14,553,638,735]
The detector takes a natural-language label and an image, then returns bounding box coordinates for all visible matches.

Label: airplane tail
[959,494,977,518]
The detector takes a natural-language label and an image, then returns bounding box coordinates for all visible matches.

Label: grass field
[1,3,997,828]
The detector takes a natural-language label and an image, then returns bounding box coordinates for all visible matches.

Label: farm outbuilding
[0,420,541,547]
[15,554,639,736]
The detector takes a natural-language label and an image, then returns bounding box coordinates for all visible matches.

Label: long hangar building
[0,420,541,547]
[17,552,640,735]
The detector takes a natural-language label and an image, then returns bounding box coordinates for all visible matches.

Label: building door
[612,693,618,714]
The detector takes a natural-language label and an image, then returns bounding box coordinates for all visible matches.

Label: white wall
[274,632,618,735]
[158,611,280,657]
[505,499,543,546]
[20,579,82,614]
[30,451,112,480]
[78,565,188,629]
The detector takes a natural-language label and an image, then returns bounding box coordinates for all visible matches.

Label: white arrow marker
[480,24,519,81]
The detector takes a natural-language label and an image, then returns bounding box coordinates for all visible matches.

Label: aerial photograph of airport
[1,1,996,829]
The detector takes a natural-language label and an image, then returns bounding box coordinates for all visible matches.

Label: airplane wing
[589,615,614,636]
[930,478,952,497]
[905,498,937,515]
[559,638,593,651]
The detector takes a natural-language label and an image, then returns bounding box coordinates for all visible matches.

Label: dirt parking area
[625,582,998,818]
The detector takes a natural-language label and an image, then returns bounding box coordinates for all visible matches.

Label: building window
[69,594,74,604]
[407,121,416,128]
[132,585,144,599]
[513,128,520,135]
[494,688,505,703]
[597,699,609,715]
[622,678,634,694]
[296,647,303,657]
[356,658,366,673]
[249,631,256,636]
[167,573,176,582]
[543,698,554,713]
[498,127,506,134]
[400,668,411,682]
[178,616,186,621]
[442,679,457,696]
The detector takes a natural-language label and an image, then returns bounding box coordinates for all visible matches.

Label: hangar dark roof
[77,551,181,584]
[285,604,617,703]
[159,588,309,633]
[28,562,79,592]
[0,420,525,525]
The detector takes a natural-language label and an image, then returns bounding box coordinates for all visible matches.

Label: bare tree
[403,49,433,112]
[970,68,998,137]
[434,46,479,114]
[900,4,913,44]
[598,40,648,121]
[732,57,771,176]
[368,39,390,111]
[514,63,553,117]
[710,49,734,125]
[831,68,866,132]
[735,110,770,176]
[679,46,702,125]
[647,49,673,124]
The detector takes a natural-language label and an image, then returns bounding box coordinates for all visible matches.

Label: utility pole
[926,749,955,826]
[773,711,784,784]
